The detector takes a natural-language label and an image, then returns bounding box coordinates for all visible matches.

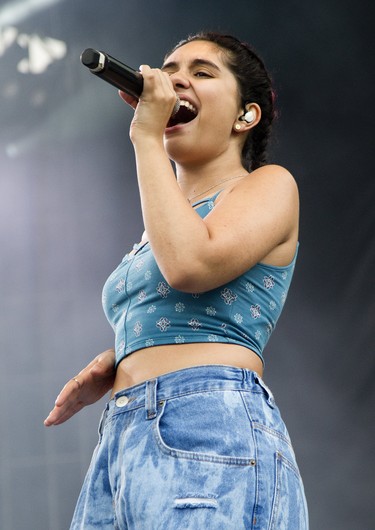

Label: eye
[194,71,212,78]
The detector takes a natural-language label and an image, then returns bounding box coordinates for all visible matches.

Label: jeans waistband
[103,365,275,424]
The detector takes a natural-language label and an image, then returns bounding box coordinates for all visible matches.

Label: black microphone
[80,48,180,116]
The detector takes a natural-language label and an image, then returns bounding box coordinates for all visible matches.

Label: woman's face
[161,40,243,167]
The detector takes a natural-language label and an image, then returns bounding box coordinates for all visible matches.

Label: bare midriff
[111,343,264,397]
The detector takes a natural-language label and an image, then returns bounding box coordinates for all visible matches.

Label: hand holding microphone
[80,48,180,116]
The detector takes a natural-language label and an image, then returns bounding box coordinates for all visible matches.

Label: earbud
[240,110,255,123]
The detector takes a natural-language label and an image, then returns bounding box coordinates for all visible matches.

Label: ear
[233,103,261,133]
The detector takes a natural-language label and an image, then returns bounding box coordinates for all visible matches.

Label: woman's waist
[111,343,263,397]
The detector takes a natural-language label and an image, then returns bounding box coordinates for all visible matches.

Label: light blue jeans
[70,365,308,529]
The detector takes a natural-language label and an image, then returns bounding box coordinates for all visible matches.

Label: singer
[45,32,308,529]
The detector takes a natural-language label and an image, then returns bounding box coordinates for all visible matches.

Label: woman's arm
[135,149,299,293]
[44,349,116,426]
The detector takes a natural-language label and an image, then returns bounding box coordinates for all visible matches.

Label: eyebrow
[161,58,222,73]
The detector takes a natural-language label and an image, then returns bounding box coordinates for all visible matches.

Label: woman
[45,32,308,529]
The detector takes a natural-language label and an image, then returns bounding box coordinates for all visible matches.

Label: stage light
[0,25,18,55]
[17,33,67,74]
[0,0,61,27]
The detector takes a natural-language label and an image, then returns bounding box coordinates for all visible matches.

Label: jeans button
[116,396,129,407]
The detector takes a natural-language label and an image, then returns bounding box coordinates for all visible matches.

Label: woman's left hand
[44,349,116,426]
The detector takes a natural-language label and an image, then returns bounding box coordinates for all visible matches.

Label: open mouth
[167,100,198,128]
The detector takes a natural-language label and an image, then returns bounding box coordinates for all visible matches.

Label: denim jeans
[70,365,308,529]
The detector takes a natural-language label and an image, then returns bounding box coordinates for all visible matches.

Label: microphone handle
[80,48,143,99]
[80,48,180,116]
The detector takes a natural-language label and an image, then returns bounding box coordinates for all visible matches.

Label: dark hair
[166,32,276,171]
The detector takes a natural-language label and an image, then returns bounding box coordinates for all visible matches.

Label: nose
[169,70,191,90]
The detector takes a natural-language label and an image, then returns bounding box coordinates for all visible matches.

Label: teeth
[179,100,197,115]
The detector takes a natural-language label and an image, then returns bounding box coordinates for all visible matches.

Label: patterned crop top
[102,192,298,367]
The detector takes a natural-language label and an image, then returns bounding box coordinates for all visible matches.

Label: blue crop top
[102,192,298,367]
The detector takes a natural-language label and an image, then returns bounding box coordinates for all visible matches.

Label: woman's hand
[44,349,116,426]
[119,65,178,141]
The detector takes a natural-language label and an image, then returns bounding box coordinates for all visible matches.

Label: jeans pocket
[269,451,309,530]
[153,390,257,466]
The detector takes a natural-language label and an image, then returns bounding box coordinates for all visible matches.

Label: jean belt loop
[145,379,158,420]
[98,402,109,441]
[255,374,275,408]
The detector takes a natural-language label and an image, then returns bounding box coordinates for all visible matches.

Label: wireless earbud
[240,110,255,123]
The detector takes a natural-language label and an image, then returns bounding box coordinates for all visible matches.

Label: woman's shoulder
[243,164,299,207]
[249,164,298,186]
[222,164,299,207]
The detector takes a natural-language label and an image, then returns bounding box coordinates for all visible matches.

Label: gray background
[0,0,374,528]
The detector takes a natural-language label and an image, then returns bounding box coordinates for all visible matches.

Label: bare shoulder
[246,164,298,190]
[219,164,299,212]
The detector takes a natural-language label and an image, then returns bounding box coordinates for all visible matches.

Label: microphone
[80,48,180,116]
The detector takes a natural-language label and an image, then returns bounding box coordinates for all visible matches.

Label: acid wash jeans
[70,365,308,529]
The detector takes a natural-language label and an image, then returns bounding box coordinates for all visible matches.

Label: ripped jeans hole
[174,497,218,509]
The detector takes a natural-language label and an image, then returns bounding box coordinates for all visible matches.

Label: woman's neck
[176,160,247,201]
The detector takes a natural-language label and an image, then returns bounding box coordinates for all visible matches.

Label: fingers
[54,377,81,407]
[139,65,175,96]
[118,65,173,108]
[44,377,86,426]
[71,377,82,389]
[119,64,175,110]
[44,349,116,427]
[44,400,85,426]
[44,405,64,426]
[90,349,116,378]
[118,90,138,109]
